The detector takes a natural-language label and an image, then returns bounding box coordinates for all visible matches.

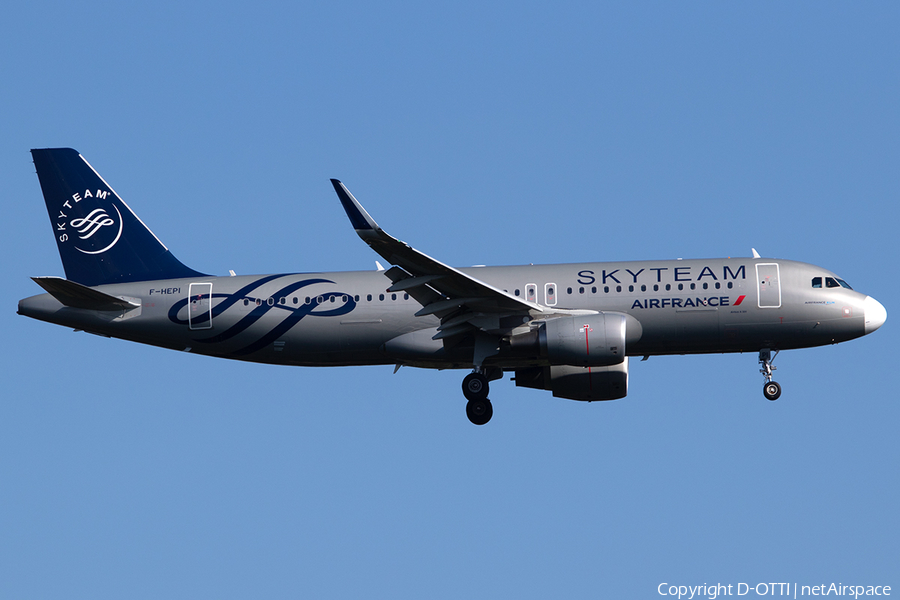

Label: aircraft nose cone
[863,296,887,334]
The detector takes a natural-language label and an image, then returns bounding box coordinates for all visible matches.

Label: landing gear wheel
[763,381,782,401]
[466,399,493,425]
[462,372,489,401]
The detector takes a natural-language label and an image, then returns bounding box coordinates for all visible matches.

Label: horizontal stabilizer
[31,277,140,311]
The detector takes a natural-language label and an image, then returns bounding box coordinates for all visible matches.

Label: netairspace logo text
[658,583,891,599]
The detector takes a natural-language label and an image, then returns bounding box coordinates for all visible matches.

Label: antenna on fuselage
[752,248,761,259]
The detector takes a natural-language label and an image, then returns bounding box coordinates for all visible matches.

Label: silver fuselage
[17,257,877,370]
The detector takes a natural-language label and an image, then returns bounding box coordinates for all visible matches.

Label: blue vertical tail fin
[31,148,206,286]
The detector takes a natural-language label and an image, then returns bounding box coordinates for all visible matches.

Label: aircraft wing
[331,179,551,339]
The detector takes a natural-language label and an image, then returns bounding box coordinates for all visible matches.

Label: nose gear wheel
[763,381,782,401]
[759,349,782,401]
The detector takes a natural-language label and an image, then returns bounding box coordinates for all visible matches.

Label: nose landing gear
[759,348,782,401]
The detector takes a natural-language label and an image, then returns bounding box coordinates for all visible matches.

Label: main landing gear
[759,348,782,401]
[462,371,493,425]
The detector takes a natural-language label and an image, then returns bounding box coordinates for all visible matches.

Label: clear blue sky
[2,2,897,598]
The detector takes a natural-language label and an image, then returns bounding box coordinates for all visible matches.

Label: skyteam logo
[71,208,114,239]
[56,188,124,255]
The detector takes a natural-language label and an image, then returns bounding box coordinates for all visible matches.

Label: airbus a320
[18,149,887,424]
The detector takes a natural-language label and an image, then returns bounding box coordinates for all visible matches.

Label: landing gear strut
[759,348,782,401]
[462,370,495,425]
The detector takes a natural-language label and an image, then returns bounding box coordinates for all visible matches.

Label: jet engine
[509,313,640,367]
[540,313,628,366]
[509,312,638,401]
[514,360,629,401]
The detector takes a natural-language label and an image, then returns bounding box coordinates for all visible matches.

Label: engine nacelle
[540,313,629,367]
[514,360,629,402]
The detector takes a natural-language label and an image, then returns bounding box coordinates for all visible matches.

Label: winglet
[329,179,546,317]
[330,179,379,231]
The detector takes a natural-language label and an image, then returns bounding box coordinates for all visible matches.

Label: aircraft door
[188,282,213,330]
[756,263,781,308]
[544,283,557,306]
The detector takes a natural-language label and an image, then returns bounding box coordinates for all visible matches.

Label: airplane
[18,148,887,425]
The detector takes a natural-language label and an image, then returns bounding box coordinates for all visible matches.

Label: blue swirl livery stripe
[168,274,295,326]
[167,275,357,356]
[194,278,334,344]
[230,292,355,356]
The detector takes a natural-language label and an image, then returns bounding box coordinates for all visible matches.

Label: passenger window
[641,285,646,292]
[379,294,385,301]
[515,289,520,296]
[825,277,840,288]
[367,294,372,301]
[812,277,822,288]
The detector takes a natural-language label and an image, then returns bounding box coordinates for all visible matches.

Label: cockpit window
[836,278,852,290]
[811,277,822,288]
[825,277,840,288]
